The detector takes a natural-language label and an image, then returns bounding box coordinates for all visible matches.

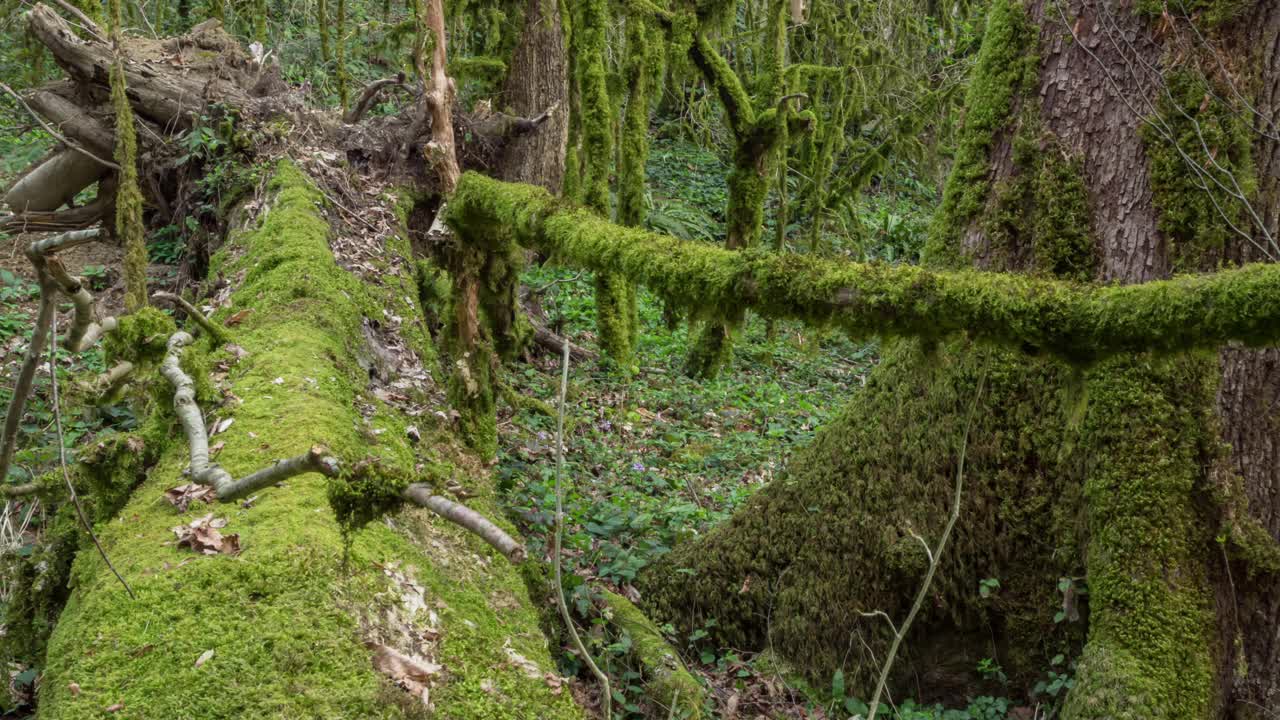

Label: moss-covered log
[33,162,580,719]
[447,172,1280,364]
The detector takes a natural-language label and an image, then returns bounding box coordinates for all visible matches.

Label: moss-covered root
[1062,355,1219,719]
[600,591,707,718]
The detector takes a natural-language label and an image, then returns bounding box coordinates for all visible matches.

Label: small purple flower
[631,461,646,473]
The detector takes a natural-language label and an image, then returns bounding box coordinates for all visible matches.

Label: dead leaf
[543,672,563,695]
[68,682,80,696]
[164,484,215,512]
[209,441,225,457]
[105,703,124,713]
[224,309,253,326]
[211,418,235,435]
[503,642,542,679]
[195,649,215,668]
[369,643,440,705]
[172,514,241,555]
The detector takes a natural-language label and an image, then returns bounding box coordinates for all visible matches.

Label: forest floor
[498,265,880,718]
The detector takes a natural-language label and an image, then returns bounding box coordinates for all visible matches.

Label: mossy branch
[449,173,1280,364]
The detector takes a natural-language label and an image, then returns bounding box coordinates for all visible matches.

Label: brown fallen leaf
[369,643,441,705]
[105,703,124,712]
[172,513,241,555]
[164,484,215,513]
[68,682,80,697]
[224,308,253,326]
[195,649,215,668]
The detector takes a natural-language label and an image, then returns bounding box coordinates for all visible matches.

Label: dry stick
[49,313,135,599]
[0,269,57,490]
[402,484,526,562]
[83,360,134,401]
[46,257,118,352]
[52,0,108,41]
[863,369,987,720]
[152,292,227,342]
[552,341,612,719]
[158,333,341,500]
[0,83,120,172]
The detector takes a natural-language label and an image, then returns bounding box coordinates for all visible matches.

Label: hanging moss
[327,458,413,536]
[447,172,1280,363]
[109,0,149,313]
[924,0,1039,268]
[1141,70,1255,272]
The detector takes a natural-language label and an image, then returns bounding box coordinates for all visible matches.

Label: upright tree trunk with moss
[318,0,331,62]
[639,1,1280,716]
[335,0,348,109]
[109,0,147,312]
[579,0,636,370]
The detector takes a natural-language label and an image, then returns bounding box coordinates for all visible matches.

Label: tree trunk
[496,0,568,192]
[22,161,581,719]
[638,1,1280,717]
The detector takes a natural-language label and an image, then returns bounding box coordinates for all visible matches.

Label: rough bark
[496,0,569,191]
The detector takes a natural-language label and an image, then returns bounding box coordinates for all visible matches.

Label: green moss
[103,307,176,366]
[448,172,1280,363]
[1141,70,1255,272]
[600,590,707,718]
[109,35,149,313]
[641,338,1088,694]
[924,0,1039,267]
[981,109,1097,281]
[35,161,581,719]
[328,458,414,535]
[1062,355,1220,719]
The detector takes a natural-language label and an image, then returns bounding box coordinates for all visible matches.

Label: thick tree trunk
[638,1,1280,717]
[496,0,569,191]
[24,162,581,719]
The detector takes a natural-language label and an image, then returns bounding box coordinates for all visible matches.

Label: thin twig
[52,0,108,41]
[865,368,986,720]
[552,340,612,719]
[402,483,526,562]
[49,313,135,600]
[152,292,228,342]
[0,83,120,172]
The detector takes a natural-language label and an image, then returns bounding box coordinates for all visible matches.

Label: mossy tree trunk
[638,0,1280,716]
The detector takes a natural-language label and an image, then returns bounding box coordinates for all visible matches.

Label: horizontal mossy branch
[448,173,1280,363]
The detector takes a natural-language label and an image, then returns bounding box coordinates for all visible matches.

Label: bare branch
[343,73,405,124]
[46,256,118,352]
[50,312,135,599]
[0,82,120,172]
[402,483,526,562]
[152,292,227,343]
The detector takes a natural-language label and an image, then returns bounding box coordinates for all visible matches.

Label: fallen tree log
[28,162,581,719]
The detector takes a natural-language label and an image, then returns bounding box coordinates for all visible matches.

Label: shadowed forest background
[0,0,1278,718]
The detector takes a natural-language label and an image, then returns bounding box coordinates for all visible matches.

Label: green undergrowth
[34,161,580,719]
[498,263,874,716]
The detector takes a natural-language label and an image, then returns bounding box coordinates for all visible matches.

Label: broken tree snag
[447,173,1280,363]
[0,228,104,485]
[402,483,526,562]
[415,0,460,192]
